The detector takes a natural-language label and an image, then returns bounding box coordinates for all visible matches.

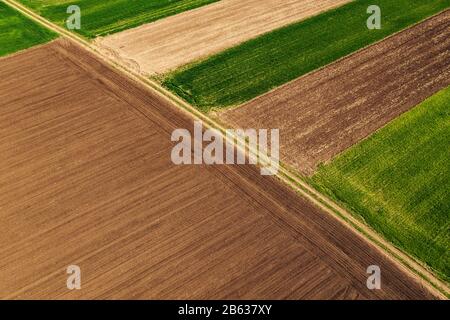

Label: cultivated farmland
[17,0,219,38]
[0,39,435,299]
[163,0,450,110]
[221,10,450,175]
[97,0,351,75]
[311,86,450,283]
[0,1,55,57]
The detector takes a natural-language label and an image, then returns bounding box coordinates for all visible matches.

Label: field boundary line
[3,0,448,299]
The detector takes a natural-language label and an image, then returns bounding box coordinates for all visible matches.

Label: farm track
[96,0,351,75]
[0,39,438,299]
[220,10,450,175]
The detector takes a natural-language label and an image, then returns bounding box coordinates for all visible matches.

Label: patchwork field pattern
[0,1,56,57]
[97,0,351,75]
[221,11,450,175]
[163,0,450,110]
[17,0,219,38]
[311,87,450,283]
[0,39,436,299]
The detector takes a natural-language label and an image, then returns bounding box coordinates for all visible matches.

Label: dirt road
[220,10,450,175]
[0,39,435,299]
[96,0,351,75]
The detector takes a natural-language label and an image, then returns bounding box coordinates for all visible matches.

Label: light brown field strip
[220,10,450,175]
[96,0,351,75]
[0,39,435,299]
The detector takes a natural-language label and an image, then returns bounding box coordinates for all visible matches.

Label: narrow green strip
[163,0,450,111]
[18,0,219,38]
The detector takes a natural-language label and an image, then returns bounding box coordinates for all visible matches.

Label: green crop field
[163,0,450,111]
[18,0,219,38]
[0,2,56,57]
[311,87,450,282]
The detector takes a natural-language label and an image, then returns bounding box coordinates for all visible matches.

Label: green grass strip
[0,1,56,57]
[310,87,450,283]
[163,0,450,111]
[17,0,219,38]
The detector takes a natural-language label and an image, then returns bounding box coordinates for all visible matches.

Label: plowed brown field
[0,39,435,299]
[96,0,351,75]
[220,10,450,175]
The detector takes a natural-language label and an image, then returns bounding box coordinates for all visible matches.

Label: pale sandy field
[96,0,351,75]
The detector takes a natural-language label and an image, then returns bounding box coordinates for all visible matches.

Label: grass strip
[163,0,450,111]
[18,0,219,38]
